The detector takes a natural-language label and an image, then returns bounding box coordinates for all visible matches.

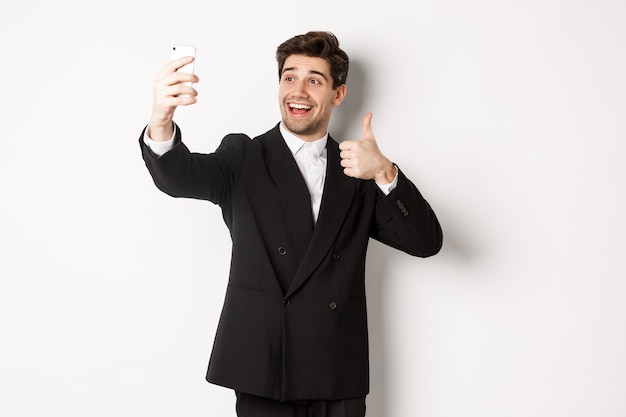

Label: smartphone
[170,44,196,88]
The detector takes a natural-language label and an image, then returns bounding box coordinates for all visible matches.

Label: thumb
[361,112,375,141]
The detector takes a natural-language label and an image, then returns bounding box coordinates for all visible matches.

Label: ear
[332,84,347,106]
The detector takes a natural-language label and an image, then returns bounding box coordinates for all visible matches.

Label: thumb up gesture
[339,113,397,184]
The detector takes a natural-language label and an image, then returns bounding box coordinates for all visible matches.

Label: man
[140,31,442,417]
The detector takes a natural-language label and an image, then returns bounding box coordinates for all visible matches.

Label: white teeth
[289,103,312,110]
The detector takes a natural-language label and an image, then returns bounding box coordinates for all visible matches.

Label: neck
[280,122,328,143]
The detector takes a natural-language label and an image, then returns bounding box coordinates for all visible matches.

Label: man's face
[278,54,346,142]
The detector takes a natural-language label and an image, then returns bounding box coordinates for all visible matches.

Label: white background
[1,1,625,416]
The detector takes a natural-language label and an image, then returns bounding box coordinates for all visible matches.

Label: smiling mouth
[288,102,313,117]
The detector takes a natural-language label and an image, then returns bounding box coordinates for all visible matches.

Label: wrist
[374,161,397,185]
[148,120,174,142]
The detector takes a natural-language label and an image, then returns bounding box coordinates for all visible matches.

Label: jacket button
[283,299,291,307]
[332,252,340,261]
[277,247,287,256]
[328,302,337,310]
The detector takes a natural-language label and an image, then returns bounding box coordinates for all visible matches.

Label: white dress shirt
[143,123,398,223]
[279,124,328,223]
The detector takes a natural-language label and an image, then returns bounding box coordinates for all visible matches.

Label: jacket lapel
[261,126,314,259]
[285,136,355,299]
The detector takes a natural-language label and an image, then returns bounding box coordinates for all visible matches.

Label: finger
[361,112,375,141]
[163,71,199,87]
[342,167,357,178]
[339,140,354,151]
[170,55,195,71]
[160,92,197,108]
[168,84,199,101]
[175,95,198,106]
[156,83,198,105]
[339,150,352,160]
[156,56,196,81]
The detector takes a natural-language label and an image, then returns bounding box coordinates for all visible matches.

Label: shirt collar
[280,122,328,157]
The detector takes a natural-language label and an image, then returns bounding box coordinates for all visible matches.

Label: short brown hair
[276,31,349,89]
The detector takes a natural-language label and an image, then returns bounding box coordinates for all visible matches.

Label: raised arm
[340,113,442,257]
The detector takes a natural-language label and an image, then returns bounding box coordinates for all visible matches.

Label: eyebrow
[282,67,329,82]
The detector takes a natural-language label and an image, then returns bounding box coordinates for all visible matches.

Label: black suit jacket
[140,123,442,401]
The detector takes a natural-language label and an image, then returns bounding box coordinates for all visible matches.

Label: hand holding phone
[148,45,198,141]
[170,45,196,89]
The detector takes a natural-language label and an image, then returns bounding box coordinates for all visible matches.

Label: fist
[339,113,395,183]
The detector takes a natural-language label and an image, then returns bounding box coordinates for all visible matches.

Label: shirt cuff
[375,165,399,195]
[143,124,176,156]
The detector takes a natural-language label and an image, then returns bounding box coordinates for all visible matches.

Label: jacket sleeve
[139,124,248,205]
[369,167,443,257]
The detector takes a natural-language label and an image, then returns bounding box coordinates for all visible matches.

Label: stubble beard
[281,109,326,138]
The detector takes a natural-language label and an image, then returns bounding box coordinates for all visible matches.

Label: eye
[309,79,321,85]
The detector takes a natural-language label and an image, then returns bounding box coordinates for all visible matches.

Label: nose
[293,79,308,97]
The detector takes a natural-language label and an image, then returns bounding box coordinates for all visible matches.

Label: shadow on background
[329,59,390,416]
[364,244,391,417]
[329,60,370,142]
